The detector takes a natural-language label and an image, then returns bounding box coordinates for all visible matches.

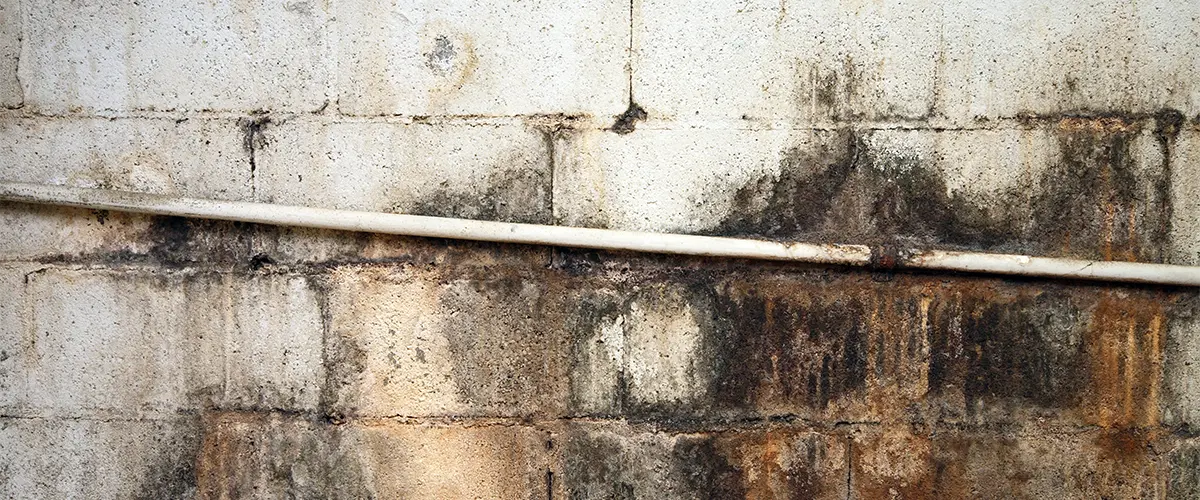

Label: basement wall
[3,1,1200,498]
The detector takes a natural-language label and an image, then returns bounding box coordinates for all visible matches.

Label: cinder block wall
[2,1,1200,498]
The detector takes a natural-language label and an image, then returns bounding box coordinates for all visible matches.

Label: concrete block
[0,264,35,409]
[553,128,798,233]
[0,416,201,499]
[24,269,223,415]
[20,0,331,114]
[0,117,248,198]
[562,422,848,499]
[1169,438,1200,500]
[257,119,551,223]
[636,0,1200,125]
[0,117,250,261]
[221,274,324,411]
[195,412,365,499]
[634,0,941,125]
[335,0,627,116]
[557,124,1170,261]
[324,266,574,418]
[0,0,19,108]
[604,272,1171,427]
[849,426,1165,499]
[344,422,553,499]
[22,269,322,416]
[1164,293,1200,427]
[938,1,1200,123]
[196,413,553,499]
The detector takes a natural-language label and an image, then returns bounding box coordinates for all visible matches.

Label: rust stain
[1057,116,1141,134]
[1084,291,1166,428]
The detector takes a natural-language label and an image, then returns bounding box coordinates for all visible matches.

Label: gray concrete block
[636,0,1200,125]
[256,119,552,223]
[21,269,322,416]
[335,0,627,116]
[0,416,201,499]
[20,0,331,114]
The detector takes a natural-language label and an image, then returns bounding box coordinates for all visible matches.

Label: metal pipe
[2,181,1198,287]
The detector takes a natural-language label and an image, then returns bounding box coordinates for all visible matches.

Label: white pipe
[1,181,1198,287]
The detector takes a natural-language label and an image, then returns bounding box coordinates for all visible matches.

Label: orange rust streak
[1086,293,1165,428]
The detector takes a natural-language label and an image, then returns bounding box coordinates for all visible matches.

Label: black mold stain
[406,167,552,225]
[1153,108,1184,255]
[144,216,256,267]
[699,283,869,415]
[239,115,272,175]
[563,431,639,500]
[133,417,202,500]
[610,102,647,135]
[807,56,865,122]
[248,252,275,270]
[566,291,627,416]
[711,119,1166,261]
[927,290,1085,412]
[671,436,749,499]
[1168,442,1200,500]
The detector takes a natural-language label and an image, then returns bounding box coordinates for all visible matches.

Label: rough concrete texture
[256,119,552,222]
[19,0,331,114]
[6,268,322,417]
[336,0,627,116]
[0,0,19,108]
[637,0,1200,126]
[558,122,1177,261]
[0,417,201,499]
[1172,129,1200,266]
[2,0,1200,498]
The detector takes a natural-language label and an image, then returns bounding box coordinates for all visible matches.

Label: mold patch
[712,120,1168,261]
[610,102,648,135]
[405,164,552,224]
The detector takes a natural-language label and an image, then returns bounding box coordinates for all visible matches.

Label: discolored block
[196,412,554,499]
[1163,292,1200,427]
[323,265,577,418]
[1168,439,1200,500]
[345,422,553,499]
[0,117,250,262]
[195,412,369,499]
[557,123,1170,262]
[636,0,1200,125]
[560,422,848,500]
[608,271,1172,428]
[0,416,201,500]
[848,426,1167,499]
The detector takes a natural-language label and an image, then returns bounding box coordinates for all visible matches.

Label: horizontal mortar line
[0,111,1185,132]
[1,182,1197,286]
[1,412,1177,437]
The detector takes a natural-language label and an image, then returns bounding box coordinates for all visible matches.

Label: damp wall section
[3,1,1200,498]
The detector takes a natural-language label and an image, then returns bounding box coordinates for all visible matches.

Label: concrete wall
[2,0,1200,498]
